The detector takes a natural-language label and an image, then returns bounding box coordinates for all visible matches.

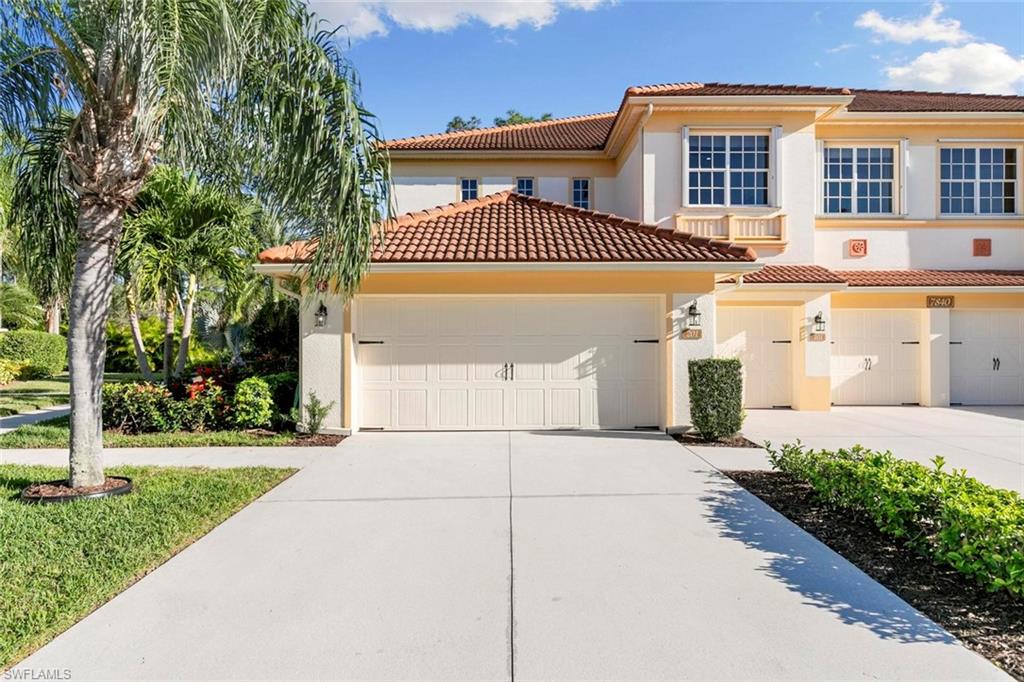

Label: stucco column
[920,308,951,407]
[669,292,716,430]
[298,289,347,434]
[791,293,832,411]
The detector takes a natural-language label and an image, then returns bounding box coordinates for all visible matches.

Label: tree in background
[445,116,481,133]
[0,283,43,330]
[493,110,553,127]
[0,0,392,488]
[119,167,259,384]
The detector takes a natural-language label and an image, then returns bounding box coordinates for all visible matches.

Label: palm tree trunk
[68,198,123,488]
[175,274,197,377]
[163,295,175,385]
[125,285,154,381]
[45,300,61,333]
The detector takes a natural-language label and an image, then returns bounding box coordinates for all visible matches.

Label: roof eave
[386,149,609,159]
[827,110,1024,122]
[843,285,1024,293]
[257,261,763,274]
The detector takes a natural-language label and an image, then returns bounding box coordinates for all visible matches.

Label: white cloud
[309,0,608,39]
[826,43,855,53]
[884,42,1024,94]
[855,1,971,45]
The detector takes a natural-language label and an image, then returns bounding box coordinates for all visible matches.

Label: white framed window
[686,133,769,206]
[571,178,591,209]
[822,145,896,214]
[459,177,478,202]
[940,147,1018,215]
[516,177,535,197]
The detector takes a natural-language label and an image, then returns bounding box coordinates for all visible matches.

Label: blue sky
[307,1,1024,140]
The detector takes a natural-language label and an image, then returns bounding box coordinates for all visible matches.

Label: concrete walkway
[0,404,70,434]
[695,405,1024,493]
[15,431,1006,680]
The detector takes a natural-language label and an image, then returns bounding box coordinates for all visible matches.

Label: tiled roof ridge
[626,81,1024,101]
[626,81,853,96]
[383,112,617,148]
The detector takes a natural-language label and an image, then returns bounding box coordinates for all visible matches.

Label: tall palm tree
[120,166,258,383]
[1,0,391,487]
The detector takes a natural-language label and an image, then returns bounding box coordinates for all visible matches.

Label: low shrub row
[767,442,1024,597]
[103,376,276,434]
[0,330,67,379]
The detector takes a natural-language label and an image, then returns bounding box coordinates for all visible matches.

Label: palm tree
[120,167,258,383]
[1,0,391,487]
[0,283,44,329]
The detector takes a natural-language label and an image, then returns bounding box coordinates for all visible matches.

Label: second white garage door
[716,307,792,408]
[355,296,661,430]
[831,310,920,405]
[951,311,1024,405]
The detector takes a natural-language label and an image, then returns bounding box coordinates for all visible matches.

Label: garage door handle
[510,363,515,381]
[358,340,384,345]
[901,341,919,345]
[772,340,791,344]
[634,339,659,344]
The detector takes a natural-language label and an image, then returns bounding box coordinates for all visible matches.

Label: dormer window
[516,177,535,197]
[460,178,478,201]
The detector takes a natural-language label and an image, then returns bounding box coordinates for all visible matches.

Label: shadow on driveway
[700,478,954,645]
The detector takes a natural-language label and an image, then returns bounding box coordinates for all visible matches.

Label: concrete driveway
[700,406,1023,493]
[17,431,1007,680]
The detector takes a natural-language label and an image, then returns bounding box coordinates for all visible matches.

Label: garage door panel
[356,296,660,430]
[716,308,792,409]
[952,311,1024,405]
[831,310,920,406]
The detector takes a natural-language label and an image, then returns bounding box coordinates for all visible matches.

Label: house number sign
[680,329,703,340]
[926,296,955,309]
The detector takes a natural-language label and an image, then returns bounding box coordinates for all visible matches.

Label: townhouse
[257,82,1023,433]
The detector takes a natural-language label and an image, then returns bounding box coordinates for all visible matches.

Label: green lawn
[0,373,143,417]
[0,416,296,449]
[0,464,293,668]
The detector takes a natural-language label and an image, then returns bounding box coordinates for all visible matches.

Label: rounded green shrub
[232,377,274,429]
[0,330,68,378]
[688,357,745,441]
[103,382,179,434]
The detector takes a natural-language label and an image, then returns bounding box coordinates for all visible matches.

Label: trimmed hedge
[767,442,1024,597]
[688,357,744,440]
[0,331,67,378]
[102,382,226,434]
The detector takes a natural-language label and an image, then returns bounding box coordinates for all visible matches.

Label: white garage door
[831,310,920,405]
[716,307,792,408]
[951,311,1024,405]
[355,297,661,430]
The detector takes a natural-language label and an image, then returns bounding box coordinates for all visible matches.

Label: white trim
[257,261,764,274]
[846,286,1024,293]
[680,126,690,208]
[820,141,901,217]
[717,282,848,292]
[899,138,909,216]
[769,125,782,207]
[937,138,1024,143]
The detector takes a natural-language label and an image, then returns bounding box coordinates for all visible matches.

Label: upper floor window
[516,177,535,197]
[460,178,478,201]
[822,146,895,214]
[572,178,591,209]
[688,134,769,206]
[940,147,1017,215]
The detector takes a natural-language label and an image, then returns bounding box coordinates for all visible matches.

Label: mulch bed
[725,469,1024,680]
[673,432,761,448]
[21,476,132,503]
[286,433,346,447]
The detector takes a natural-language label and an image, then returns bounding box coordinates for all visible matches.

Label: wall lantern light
[314,301,328,328]
[686,302,702,328]
[813,311,826,333]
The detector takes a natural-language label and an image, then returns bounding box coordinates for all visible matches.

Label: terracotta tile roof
[626,82,852,97]
[626,82,1024,112]
[384,83,1022,153]
[737,264,847,285]
[258,192,756,265]
[838,270,1024,287]
[383,113,616,151]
